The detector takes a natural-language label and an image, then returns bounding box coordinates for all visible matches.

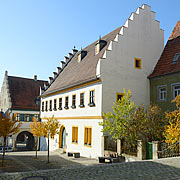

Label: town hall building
[40,4,164,158]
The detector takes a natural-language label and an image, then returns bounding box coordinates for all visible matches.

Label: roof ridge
[169,20,180,40]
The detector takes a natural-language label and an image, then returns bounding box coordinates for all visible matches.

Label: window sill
[79,104,85,108]
[88,103,95,107]
[84,144,92,148]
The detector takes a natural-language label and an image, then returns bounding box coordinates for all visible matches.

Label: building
[149,21,180,112]
[40,4,164,158]
[0,71,47,150]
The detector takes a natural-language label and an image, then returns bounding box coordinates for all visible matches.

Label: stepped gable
[43,4,161,96]
[43,26,121,96]
[149,21,180,79]
[8,76,47,110]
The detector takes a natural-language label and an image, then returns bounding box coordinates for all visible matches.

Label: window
[34,114,39,121]
[54,99,57,111]
[134,58,142,69]
[72,95,76,108]
[45,101,48,111]
[172,83,180,99]
[15,113,20,121]
[49,100,52,111]
[89,90,95,106]
[72,126,78,143]
[64,96,69,109]
[25,114,30,121]
[30,114,34,122]
[116,93,124,103]
[158,86,166,101]
[79,93,85,107]
[42,102,44,112]
[20,114,25,121]
[84,127,92,146]
[59,98,62,110]
[171,53,180,64]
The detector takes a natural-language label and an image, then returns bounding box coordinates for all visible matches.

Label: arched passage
[59,126,66,149]
[16,131,35,151]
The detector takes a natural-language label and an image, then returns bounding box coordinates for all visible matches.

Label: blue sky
[0,0,179,86]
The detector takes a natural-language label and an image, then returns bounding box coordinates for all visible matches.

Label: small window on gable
[171,53,180,64]
[116,93,125,103]
[78,50,87,63]
[134,58,142,69]
[95,39,107,55]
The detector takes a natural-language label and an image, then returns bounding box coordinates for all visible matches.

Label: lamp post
[48,129,50,163]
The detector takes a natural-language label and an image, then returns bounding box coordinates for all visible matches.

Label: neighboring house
[149,21,180,112]
[0,71,47,150]
[40,4,164,158]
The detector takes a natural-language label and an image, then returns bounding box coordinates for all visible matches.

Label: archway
[59,126,66,149]
[16,131,35,151]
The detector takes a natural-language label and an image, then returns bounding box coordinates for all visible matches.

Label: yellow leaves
[0,113,21,138]
[30,117,44,137]
[164,94,180,144]
[42,116,60,138]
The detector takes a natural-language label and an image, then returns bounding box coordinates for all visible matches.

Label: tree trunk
[48,134,49,163]
[35,137,38,159]
[2,136,7,167]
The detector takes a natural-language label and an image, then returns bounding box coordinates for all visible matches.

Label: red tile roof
[149,21,180,79]
[8,76,47,110]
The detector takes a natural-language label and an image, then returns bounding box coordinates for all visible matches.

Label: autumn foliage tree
[164,95,180,144]
[30,117,44,159]
[42,116,60,163]
[100,89,166,154]
[0,113,21,166]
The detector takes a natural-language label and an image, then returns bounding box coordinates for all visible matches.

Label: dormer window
[95,40,107,55]
[78,50,87,63]
[171,53,180,64]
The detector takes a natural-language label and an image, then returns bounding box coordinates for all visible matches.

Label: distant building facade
[0,71,47,150]
[149,21,180,112]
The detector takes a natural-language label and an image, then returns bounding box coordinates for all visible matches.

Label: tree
[0,113,21,166]
[131,104,166,142]
[164,95,180,144]
[100,89,166,154]
[30,117,44,159]
[42,116,60,163]
[99,90,137,151]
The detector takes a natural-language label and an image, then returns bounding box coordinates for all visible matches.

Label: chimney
[68,52,73,59]
[64,56,69,63]
[57,67,62,73]
[49,77,53,84]
[72,46,78,55]
[34,75,37,81]
[53,72,57,78]
[61,61,66,68]
[5,71,8,76]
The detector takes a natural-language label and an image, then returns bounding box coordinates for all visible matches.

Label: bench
[98,156,125,163]
[67,152,80,158]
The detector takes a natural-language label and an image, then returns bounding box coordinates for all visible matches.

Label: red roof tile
[8,76,47,110]
[149,21,180,78]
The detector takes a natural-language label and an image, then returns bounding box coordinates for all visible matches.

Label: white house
[40,4,164,158]
[0,71,47,150]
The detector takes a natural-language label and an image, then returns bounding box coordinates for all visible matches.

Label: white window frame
[157,85,167,101]
[172,83,180,99]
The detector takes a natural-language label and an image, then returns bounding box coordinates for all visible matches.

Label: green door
[146,142,153,159]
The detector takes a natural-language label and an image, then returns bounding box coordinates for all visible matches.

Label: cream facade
[40,4,164,158]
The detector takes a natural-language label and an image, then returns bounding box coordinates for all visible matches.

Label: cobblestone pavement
[0,156,180,180]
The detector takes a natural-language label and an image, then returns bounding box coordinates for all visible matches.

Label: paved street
[0,153,180,180]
